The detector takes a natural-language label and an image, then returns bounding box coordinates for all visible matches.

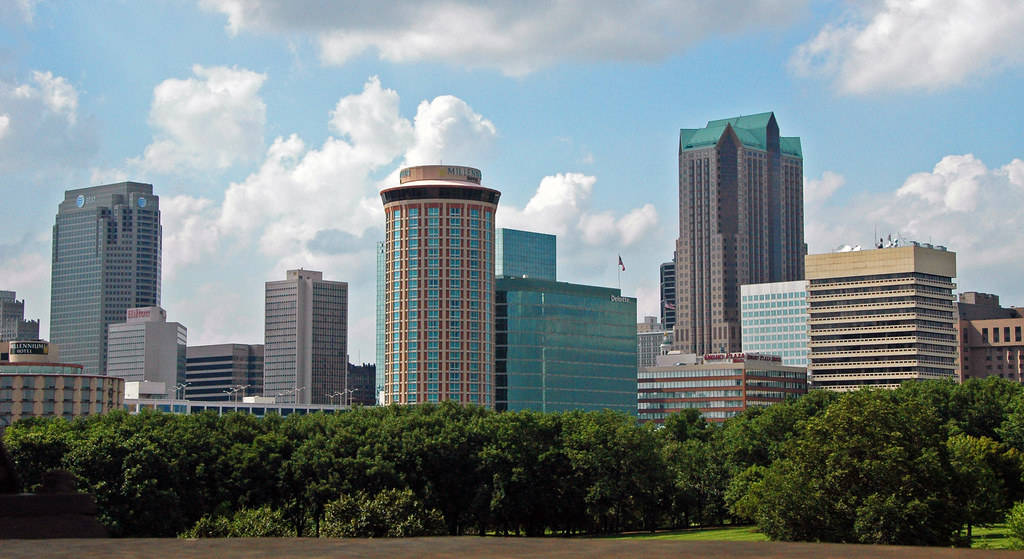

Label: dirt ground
[1,537,1020,558]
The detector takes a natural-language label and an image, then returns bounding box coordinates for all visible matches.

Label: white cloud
[133,65,267,172]
[161,195,222,279]
[0,0,38,24]
[791,0,1024,94]
[804,170,845,207]
[0,70,96,172]
[500,172,657,248]
[200,0,807,75]
[806,154,1024,303]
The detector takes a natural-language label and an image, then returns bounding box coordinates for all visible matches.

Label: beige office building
[380,165,500,407]
[806,244,957,391]
[956,292,1024,382]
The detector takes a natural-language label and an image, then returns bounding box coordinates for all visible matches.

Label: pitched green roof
[679,111,802,159]
[780,136,802,158]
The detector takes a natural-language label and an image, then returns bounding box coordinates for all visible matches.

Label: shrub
[321,488,446,538]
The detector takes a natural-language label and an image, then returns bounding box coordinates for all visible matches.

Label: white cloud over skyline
[200,0,807,75]
[791,0,1024,94]
[806,154,1024,304]
[0,70,96,173]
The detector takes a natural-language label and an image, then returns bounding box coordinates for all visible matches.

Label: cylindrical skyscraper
[380,165,500,407]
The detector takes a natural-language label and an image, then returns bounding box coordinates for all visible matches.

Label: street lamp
[174,382,191,400]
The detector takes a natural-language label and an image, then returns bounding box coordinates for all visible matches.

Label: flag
[664,301,675,310]
[618,255,625,271]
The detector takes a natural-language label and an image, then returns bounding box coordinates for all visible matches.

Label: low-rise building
[638,351,807,423]
[956,292,1024,382]
[0,340,124,429]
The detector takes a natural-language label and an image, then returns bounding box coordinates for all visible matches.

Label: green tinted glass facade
[496,278,637,415]
[496,228,556,281]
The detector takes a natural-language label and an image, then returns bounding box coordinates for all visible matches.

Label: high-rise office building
[740,280,809,367]
[106,306,186,394]
[675,112,803,355]
[496,277,637,414]
[380,164,500,406]
[660,260,676,331]
[264,269,348,405]
[185,344,264,401]
[806,244,957,391]
[51,182,161,376]
[495,228,556,280]
[0,291,39,341]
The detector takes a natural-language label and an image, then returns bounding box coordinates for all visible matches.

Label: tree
[946,434,1009,541]
[320,488,446,538]
[746,389,960,546]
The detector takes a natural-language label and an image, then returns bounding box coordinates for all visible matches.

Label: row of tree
[5,377,1024,544]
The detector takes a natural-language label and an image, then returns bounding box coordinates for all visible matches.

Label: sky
[1,0,1022,364]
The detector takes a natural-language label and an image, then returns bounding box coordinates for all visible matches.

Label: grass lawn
[609,524,1021,549]
[968,524,1020,550]
[606,525,768,542]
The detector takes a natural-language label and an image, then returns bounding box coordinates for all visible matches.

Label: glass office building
[376,240,387,404]
[496,228,556,280]
[496,277,637,415]
[51,182,161,376]
[740,280,809,367]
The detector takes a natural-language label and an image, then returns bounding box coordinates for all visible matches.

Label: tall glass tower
[51,182,162,376]
[380,165,500,407]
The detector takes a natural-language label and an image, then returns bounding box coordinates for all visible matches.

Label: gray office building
[185,344,264,401]
[51,182,161,376]
[496,228,556,280]
[660,260,676,331]
[106,306,185,392]
[0,291,40,341]
[264,269,348,405]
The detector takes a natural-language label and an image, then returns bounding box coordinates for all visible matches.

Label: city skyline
[2,1,1022,364]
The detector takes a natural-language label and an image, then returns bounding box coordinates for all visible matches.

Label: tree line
[5,377,1024,545]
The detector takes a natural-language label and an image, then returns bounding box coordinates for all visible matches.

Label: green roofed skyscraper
[674,112,804,355]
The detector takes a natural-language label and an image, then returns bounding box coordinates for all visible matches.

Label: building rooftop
[679,111,802,157]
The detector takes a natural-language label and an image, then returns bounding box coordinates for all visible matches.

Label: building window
[983,328,988,342]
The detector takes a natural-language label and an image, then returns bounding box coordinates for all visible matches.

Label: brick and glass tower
[380,165,500,406]
[675,112,804,355]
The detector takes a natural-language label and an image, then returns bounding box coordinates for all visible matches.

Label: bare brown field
[1,537,1020,558]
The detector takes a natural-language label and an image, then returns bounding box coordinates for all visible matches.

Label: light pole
[343,387,359,407]
[175,381,191,400]
[328,391,343,406]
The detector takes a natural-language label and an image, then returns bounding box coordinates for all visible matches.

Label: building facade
[806,244,958,391]
[637,316,669,369]
[956,292,1024,382]
[495,228,556,280]
[638,352,807,423]
[105,307,186,395]
[380,165,499,407]
[740,280,809,367]
[674,113,803,355]
[495,277,637,415]
[376,240,387,403]
[0,291,39,342]
[0,341,124,429]
[185,344,264,401]
[264,269,348,405]
[51,182,161,376]
[660,260,676,331]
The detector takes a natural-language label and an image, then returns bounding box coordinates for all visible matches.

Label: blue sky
[1,0,1022,362]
